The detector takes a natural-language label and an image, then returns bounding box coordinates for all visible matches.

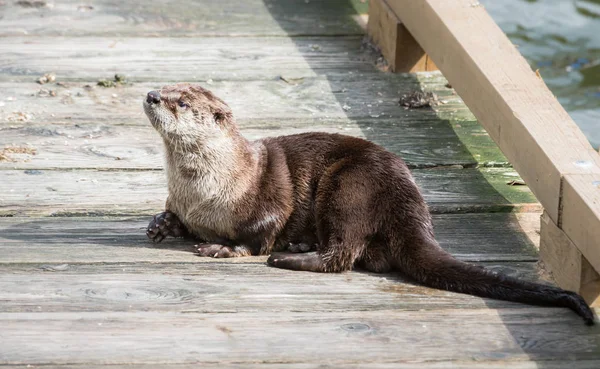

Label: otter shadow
[261,0,599,365]
[1,217,198,255]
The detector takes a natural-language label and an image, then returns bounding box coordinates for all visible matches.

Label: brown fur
[144,83,595,325]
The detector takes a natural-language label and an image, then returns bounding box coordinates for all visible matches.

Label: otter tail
[399,243,595,325]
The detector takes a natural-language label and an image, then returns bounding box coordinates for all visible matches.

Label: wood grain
[0,261,548,313]
[0,213,541,263]
[0,168,537,216]
[0,76,500,167]
[10,362,600,369]
[0,0,369,37]
[1,309,598,365]
[0,75,468,123]
[0,36,381,82]
[0,119,498,170]
[0,260,541,279]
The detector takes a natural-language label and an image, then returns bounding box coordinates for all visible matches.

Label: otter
[144,83,594,325]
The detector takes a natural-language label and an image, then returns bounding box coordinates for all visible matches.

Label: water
[481,0,600,149]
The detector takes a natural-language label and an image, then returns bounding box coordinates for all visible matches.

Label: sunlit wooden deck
[0,1,599,367]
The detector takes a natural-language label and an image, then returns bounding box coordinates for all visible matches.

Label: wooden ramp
[0,0,598,367]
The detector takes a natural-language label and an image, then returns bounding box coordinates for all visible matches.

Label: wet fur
[144,84,595,325]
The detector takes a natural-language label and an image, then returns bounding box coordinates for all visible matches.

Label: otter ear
[214,111,225,122]
[213,110,231,124]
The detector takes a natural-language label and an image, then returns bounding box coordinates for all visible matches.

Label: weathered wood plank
[0,262,549,313]
[0,119,499,170]
[6,362,599,369]
[0,74,503,167]
[0,168,537,217]
[0,213,540,263]
[0,260,540,279]
[1,309,598,365]
[1,76,504,166]
[0,76,463,123]
[0,36,379,82]
[0,0,369,37]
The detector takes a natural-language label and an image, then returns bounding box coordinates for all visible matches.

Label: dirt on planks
[37,72,56,85]
[399,91,439,109]
[97,74,128,88]
[35,73,58,96]
[6,111,33,122]
[0,146,37,162]
[15,0,47,8]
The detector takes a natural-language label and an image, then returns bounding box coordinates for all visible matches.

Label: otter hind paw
[195,244,252,258]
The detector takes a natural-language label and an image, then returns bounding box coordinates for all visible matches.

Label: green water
[481,0,600,149]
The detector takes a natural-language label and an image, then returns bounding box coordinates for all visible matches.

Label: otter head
[143,83,235,148]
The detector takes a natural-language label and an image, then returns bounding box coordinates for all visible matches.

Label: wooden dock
[1,0,599,367]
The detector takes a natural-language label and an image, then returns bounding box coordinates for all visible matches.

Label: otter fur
[144,83,594,325]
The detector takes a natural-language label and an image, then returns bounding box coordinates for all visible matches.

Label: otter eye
[178,100,189,108]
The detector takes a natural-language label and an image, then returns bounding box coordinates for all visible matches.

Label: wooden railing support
[368,0,600,303]
[540,212,600,306]
[367,0,437,72]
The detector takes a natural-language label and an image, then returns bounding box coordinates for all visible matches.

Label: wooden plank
[0,74,503,169]
[0,36,380,82]
[561,174,600,295]
[385,0,600,223]
[0,0,368,37]
[0,77,460,124]
[0,168,537,217]
[0,262,547,314]
[6,362,599,369]
[0,213,541,263]
[367,0,437,72]
[0,77,506,166]
[0,261,541,280]
[0,119,502,170]
[1,309,598,365]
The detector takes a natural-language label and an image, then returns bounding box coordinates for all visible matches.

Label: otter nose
[147,90,161,104]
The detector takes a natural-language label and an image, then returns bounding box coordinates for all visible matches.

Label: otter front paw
[195,244,252,258]
[146,211,186,243]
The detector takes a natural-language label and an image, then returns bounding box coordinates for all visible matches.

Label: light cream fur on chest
[164,142,262,241]
[165,150,239,239]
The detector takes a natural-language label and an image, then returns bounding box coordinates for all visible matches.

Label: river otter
[144,83,594,325]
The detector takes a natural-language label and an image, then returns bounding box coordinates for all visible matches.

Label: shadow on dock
[261,0,599,364]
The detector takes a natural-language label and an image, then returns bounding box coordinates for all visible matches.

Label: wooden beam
[367,0,437,72]
[540,211,600,306]
[385,0,600,291]
[385,0,600,223]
